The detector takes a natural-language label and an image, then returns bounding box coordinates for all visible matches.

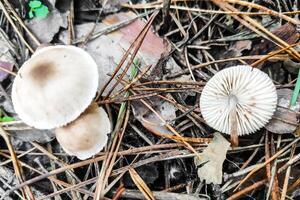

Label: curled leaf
[194,133,230,184]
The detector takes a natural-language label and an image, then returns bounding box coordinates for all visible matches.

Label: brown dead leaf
[59,12,180,95]
[131,96,176,134]
[265,89,299,134]
[249,23,299,68]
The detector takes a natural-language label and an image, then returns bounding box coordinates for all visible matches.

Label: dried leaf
[100,0,129,14]
[59,11,180,95]
[131,97,177,135]
[26,9,68,48]
[265,89,299,134]
[0,30,15,81]
[194,133,230,184]
[249,23,299,68]
[10,128,55,143]
[226,40,252,57]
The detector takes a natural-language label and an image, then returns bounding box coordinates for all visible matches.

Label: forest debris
[194,133,230,184]
[120,190,205,200]
[128,167,155,200]
[131,97,177,136]
[59,11,180,95]
[283,57,300,74]
[26,9,68,48]
[265,89,299,134]
[100,0,129,14]
[10,128,55,143]
[225,40,252,58]
[124,164,159,187]
[0,166,49,200]
[0,31,15,81]
[249,23,299,68]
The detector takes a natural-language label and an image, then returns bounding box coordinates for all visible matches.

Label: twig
[228,179,267,200]
[234,137,300,190]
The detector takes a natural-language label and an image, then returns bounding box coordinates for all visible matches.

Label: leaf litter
[0,1,300,200]
[194,133,230,184]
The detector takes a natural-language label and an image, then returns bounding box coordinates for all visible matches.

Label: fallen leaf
[225,40,252,57]
[10,128,55,143]
[59,11,180,95]
[0,30,16,81]
[100,0,129,14]
[283,57,300,74]
[249,23,299,68]
[131,96,177,135]
[0,61,13,81]
[26,9,68,48]
[266,89,299,134]
[194,133,230,184]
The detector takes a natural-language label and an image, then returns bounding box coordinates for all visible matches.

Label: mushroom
[12,45,99,129]
[55,103,111,160]
[200,65,277,136]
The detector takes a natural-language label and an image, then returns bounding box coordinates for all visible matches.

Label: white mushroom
[55,103,111,160]
[200,65,277,136]
[12,45,98,129]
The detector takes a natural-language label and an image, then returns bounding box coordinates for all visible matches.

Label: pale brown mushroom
[55,103,111,160]
[12,45,99,129]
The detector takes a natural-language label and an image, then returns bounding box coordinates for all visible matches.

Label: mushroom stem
[230,106,239,147]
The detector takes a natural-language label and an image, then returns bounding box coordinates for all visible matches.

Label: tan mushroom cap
[55,103,111,160]
[12,45,98,129]
[200,65,277,135]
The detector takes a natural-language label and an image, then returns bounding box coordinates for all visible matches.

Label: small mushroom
[55,103,111,160]
[200,65,277,136]
[12,45,99,129]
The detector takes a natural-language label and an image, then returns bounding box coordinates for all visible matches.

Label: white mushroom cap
[55,103,111,160]
[12,45,99,129]
[200,65,277,135]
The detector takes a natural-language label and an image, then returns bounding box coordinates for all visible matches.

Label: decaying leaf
[26,9,68,48]
[265,89,299,134]
[225,40,252,58]
[194,133,230,184]
[10,128,55,143]
[131,97,177,136]
[283,50,300,74]
[100,0,129,14]
[59,11,181,95]
[249,23,299,68]
[0,29,16,81]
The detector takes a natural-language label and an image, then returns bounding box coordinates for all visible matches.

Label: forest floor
[0,0,299,200]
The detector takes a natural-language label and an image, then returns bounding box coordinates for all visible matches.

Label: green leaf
[290,68,300,106]
[29,0,42,9]
[29,10,34,18]
[34,5,49,19]
[0,116,15,122]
